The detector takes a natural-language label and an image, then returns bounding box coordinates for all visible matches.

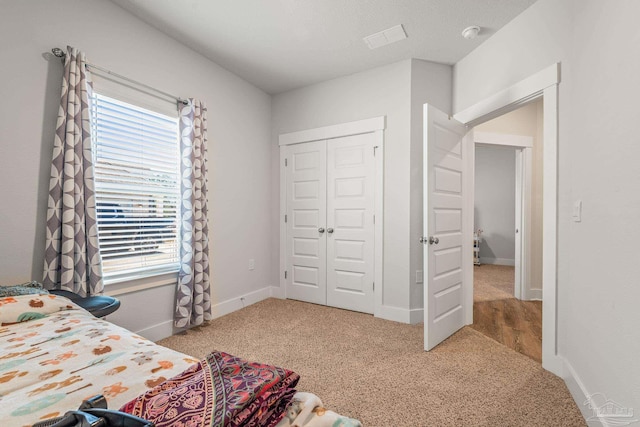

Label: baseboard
[271,288,418,324]
[409,308,423,324]
[211,286,273,319]
[478,257,515,266]
[527,288,542,301]
[542,354,564,377]
[563,358,603,426]
[270,285,286,299]
[135,286,275,342]
[134,320,175,342]
[377,304,413,324]
[562,357,639,426]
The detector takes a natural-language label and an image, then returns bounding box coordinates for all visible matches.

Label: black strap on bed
[31,395,153,427]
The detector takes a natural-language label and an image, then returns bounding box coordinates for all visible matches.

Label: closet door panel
[326,134,375,314]
[286,141,327,305]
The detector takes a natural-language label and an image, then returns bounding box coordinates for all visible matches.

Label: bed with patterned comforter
[0,294,361,427]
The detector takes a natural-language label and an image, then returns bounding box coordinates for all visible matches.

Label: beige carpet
[158,299,585,426]
[474,264,516,302]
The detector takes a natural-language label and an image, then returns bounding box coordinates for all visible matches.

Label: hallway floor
[471,265,542,362]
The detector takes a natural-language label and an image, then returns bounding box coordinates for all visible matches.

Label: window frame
[89,89,182,285]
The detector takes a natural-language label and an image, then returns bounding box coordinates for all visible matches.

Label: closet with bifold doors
[282,131,378,314]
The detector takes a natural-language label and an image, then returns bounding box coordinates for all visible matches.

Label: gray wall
[474,145,516,265]
[454,0,640,417]
[0,0,272,339]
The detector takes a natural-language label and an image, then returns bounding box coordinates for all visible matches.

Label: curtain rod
[51,47,188,107]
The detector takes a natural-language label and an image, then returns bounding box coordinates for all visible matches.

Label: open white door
[423,104,473,351]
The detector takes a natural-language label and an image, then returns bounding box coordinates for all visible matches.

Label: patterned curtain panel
[175,99,212,328]
[43,46,103,297]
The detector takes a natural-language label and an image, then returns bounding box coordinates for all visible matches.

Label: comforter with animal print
[0,294,198,426]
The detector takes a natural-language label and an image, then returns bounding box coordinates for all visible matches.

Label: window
[90,92,180,282]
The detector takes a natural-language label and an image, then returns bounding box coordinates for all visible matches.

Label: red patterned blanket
[120,351,299,427]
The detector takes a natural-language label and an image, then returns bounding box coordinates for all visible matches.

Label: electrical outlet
[248,259,255,270]
[416,270,423,284]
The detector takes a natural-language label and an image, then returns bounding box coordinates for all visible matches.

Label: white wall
[271,59,451,322]
[454,0,640,418]
[475,99,544,292]
[474,145,516,265]
[0,0,272,339]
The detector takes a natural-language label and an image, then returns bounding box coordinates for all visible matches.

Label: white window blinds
[90,92,180,281]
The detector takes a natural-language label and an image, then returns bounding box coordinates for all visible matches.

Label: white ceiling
[111,0,538,95]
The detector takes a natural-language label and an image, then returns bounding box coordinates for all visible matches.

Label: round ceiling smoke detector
[461,26,481,40]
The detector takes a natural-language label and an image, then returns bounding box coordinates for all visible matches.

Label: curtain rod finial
[51,47,65,58]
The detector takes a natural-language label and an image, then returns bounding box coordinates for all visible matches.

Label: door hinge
[284,214,287,223]
[284,271,288,279]
[373,282,375,291]
[373,214,375,224]
[284,158,288,167]
[373,145,379,156]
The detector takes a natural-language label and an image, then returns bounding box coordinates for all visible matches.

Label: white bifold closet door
[286,133,375,314]
[286,140,327,306]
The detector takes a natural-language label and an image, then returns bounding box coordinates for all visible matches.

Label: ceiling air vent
[363,24,407,50]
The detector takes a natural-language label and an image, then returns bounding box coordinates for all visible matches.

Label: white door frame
[454,63,561,375]
[278,116,385,317]
[474,132,534,300]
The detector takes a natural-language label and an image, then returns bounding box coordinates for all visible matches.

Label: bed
[0,294,361,427]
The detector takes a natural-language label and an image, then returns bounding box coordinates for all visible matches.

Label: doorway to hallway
[470,100,543,362]
[423,63,560,374]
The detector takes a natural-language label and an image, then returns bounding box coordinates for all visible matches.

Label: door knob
[318,227,325,233]
[429,236,439,245]
[419,237,427,244]
[327,228,334,234]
